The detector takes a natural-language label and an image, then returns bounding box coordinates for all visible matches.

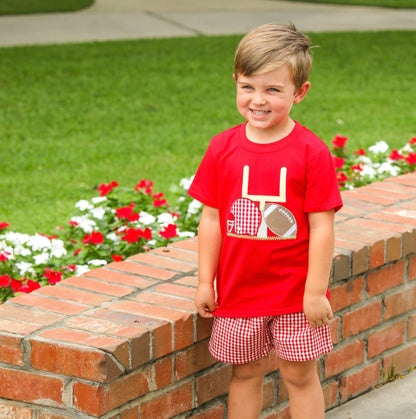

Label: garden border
[0,173,416,418]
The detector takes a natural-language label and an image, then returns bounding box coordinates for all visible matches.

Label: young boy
[188,23,342,419]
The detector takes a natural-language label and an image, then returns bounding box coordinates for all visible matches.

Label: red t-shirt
[189,122,343,317]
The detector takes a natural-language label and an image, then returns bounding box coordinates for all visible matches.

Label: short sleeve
[304,148,343,213]
[188,144,219,208]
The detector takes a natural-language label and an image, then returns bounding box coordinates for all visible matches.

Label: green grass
[285,0,416,7]
[1,31,415,234]
[0,0,93,14]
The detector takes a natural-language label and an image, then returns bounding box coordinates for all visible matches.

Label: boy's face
[234,65,310,142]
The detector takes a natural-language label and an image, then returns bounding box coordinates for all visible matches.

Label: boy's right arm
[195,205,222,318]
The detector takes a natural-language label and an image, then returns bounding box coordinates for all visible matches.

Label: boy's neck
[245,119,295,144]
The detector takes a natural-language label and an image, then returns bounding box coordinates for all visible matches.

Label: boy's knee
[232,356,269,381]
[279,359,319,387]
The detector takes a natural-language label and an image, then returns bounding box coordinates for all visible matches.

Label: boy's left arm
[303,209,335,328]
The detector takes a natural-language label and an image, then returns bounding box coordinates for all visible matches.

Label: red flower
[142,227,152,240]
[350,164,364,172]
[68,220,79,226]
[333,156,346,169]
[116,204,140,222]
[0,275,10,287]
[121,228,143,243]
[405,152,416,165]
[152,194,168,207]
[409,137,416,145]
[389,150,405,160]
[44,268,62,285]
[21,280,41,293]
[354,148,366,156]
[73,248,82,255]
[10,279,23,291]
[98,181,119,196]
[0,222,10,229]
[112,254,123,262]
[135,179,153,194]
[336,171,349,187]
[0,251,10,261]
[159,224,178,239]
[332,135,348,149]
[82,230,104,245]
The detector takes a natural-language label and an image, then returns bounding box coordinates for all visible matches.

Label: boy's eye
[242,85,253,90]
[268,87,280,93]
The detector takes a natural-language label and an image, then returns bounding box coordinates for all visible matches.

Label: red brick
[84,268,155,288]
[36,327,130,368]
[62,275,134,297]
[10,294,88,315]
[329,317,339,345]
[88,309,172,360]
[342,190,396,206]
[154,356,173,389]
[175,275,198,287]
[30,339,123,382]
[108,300,194,351]
[0,403,32,418]
[0,318,42,335]
[39,414,73,419]
[0,334,24,366]
[175,340,217,381]
[366,261,405,297]
[368,321,406,358]
[0,367,64,406]
[334,235,367,275]
[189,402,225,419]
[64,316,150,368]
[154,283,196,300]
[261,405,291,419]
[340,196,383,214]
[152,246,198,264]
[107,261,175,280]
[359,185,415,201]
[140,381,193,419]
[408,314,416,340]
[129,253,195,273]
[340,361,380,402]
[341,301,382,338]
[0,304,64,325]
[330,276,364,313]
[332,250,351,281]
[409,256,416,281]
[402,229,416,257]
[384,285,416,320]
[169,238,198,252]
[262,377,276,409]
[323,381,338,410]
[133,291,195,312]
[383,343,416,375]
[73,369,150,416]
[195,364,233,406]
[118,405,139,419]
[324,340,365,378]
[196,316,213,341]
[276,376,289,403]
[385,173,416,187]
[369,208,416,226]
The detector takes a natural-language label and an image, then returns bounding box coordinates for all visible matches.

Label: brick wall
[0,173,416,418]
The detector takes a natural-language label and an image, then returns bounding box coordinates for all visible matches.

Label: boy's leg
[228,356,269,419]
[278,358,324,419]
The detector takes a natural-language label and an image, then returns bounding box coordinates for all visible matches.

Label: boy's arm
[195,205,222,318]
[303,209,335,328]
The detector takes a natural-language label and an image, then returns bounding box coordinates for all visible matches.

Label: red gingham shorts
[209,312,333,364]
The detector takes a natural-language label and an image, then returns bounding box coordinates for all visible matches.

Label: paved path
[1,0,416,47]
[1,1,416,417]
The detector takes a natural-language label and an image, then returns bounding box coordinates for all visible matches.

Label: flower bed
[1,135,415,302]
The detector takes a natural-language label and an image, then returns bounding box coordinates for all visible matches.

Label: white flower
[91,196,107,204]
[187,199,202,215]
[178,231,195,238]
[157,213,176,226]
[88,259,107,267]
[5,232,30,246]
[71,215,97,233]
[369,141,389,154]
[106,232,121,243]
[34,253,50,265]
[179,176,194,190]
[360,165,377,178]
[140,211,156,225]
[27,234,51,252]
[378,162,400,176]
[90,206,106,220]
[16,261,34,276]
[74,265,91,276]
[50,239,67,258]
[13,245,31,257]
[75,200,93,211]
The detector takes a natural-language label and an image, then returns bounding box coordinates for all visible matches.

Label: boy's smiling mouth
[252,110,269,116]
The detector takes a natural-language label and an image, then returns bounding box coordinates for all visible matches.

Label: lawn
[1,30,415,234]
[0,0,93,14]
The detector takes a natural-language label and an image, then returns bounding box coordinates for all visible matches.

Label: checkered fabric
[230,198,262,236]
[209,313,333,364]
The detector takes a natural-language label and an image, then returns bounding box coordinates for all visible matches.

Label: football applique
[229,198,262,236]
[263,203,297,238]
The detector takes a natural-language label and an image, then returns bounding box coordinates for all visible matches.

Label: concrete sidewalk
[1,1,415,417]
[1,0,416,47]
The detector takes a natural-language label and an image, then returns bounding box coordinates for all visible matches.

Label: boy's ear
[233,73,237,82]
[294,81,311,104]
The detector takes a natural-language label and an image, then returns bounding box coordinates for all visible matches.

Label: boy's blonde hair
[234,23,312,91]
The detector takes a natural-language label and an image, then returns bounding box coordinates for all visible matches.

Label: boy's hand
[303,292,333,328]
[195,283,217,318]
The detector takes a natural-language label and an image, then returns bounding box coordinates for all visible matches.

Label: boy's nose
[251,92,267,106]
